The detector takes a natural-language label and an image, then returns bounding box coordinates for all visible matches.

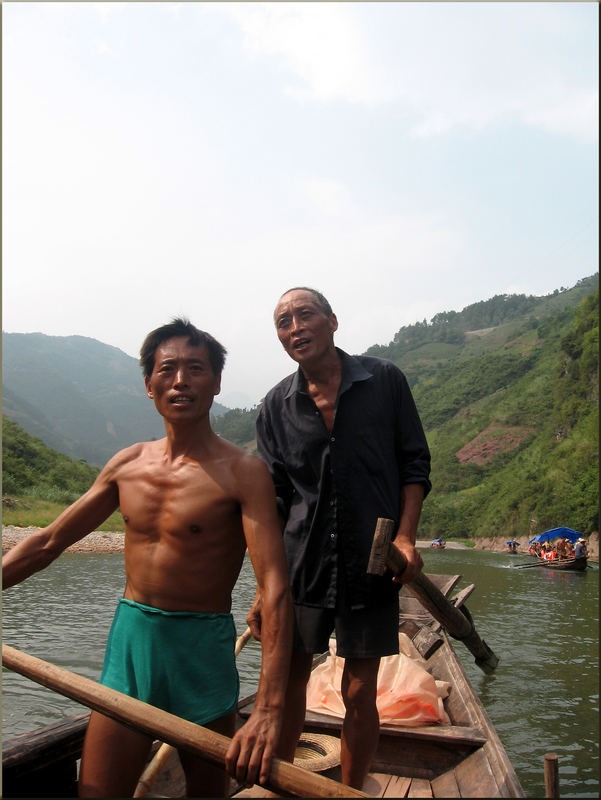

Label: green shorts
[100,598,239,725]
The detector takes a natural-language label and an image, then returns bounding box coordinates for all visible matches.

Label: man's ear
[329,313,339,335]
[213,374,222,396]
[145,376,154,399]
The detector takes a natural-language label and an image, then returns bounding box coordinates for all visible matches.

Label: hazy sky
[3,2,598,408]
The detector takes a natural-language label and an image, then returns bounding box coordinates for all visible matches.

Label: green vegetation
[2,497,125,531]
[2,416,125,530]
[213,405,260,449]
[416,286,599,539]
[2,416,100,501]
[209,275,599,541]
[3,275,597,541]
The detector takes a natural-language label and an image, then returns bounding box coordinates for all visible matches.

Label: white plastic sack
[306,633,450,727]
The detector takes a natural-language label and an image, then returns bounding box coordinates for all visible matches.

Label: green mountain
[413,283,598,539]
[214,275,599,539]
[1,333,229,467]
[2,276,597,540]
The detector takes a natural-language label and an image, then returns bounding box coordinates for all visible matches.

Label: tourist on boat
[574,538,588,558]
[556,538,569,559]
[2,318,293,798]
[250,287,431,790]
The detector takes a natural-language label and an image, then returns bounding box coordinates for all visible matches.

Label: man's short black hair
[277,287,334,316]
[140,317,227,378]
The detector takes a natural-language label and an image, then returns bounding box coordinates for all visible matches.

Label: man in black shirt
[248,287,431,790]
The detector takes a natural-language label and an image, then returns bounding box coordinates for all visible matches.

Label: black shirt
[256,349,431,610]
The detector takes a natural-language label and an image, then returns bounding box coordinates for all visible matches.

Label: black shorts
[292,569,399,659]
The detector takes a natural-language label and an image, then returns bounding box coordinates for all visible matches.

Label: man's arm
[225,456,293,787]
[2,461,121,589]
[392,482,426,584]
[246,402,291,640]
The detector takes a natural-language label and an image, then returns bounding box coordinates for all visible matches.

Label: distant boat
[526,527,588,571]
[537,556,588,572]
[430,538,446,549]
[528,527,582,546]
[506,540,520,554]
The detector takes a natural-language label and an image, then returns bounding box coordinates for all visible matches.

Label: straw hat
[293,733,341,772]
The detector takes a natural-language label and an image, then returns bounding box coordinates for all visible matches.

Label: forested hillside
[416,286,598,539]
[2,276,597,540]
[214,275,599,539]
[2,415,100,503]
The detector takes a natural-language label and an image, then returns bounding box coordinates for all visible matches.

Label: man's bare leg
[178,711,235,798]
[340,657,381,790]
[276,652,313,761]
[78,711,153,797]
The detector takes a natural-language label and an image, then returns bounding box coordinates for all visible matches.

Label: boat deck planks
[383,775,411,797]
[431,769,462,797]
[454,748,502,798]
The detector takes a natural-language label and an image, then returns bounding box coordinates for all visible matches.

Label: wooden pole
[544,752,560,798]
[2,644,366,798]
[368,518,499,673]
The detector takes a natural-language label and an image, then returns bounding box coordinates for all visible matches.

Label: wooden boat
[536,555,587,572]
[2,573,525,798]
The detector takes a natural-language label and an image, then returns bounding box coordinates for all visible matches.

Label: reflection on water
[2,548,598,798]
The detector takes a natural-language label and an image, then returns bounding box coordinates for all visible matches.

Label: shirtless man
[2,318,293,798]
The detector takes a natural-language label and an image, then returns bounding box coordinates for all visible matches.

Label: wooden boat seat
[238,699,486,748]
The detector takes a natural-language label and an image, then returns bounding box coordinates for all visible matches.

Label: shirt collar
[284,348,373,399]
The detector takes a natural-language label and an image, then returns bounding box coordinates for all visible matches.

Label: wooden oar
[134,626,252,797]
[2,644,366,798]
[367,518,499,674]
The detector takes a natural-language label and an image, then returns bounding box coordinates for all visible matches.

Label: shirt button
[331,436,336,442]
[330,533,336,540]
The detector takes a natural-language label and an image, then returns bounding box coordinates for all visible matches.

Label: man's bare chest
[116,462,240,535]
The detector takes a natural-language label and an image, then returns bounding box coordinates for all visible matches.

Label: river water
[2,548,598,798]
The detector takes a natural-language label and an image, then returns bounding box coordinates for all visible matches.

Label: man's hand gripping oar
[367,518,499,674]
[135,626,253,797]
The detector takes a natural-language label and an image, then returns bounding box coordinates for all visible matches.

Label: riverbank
[2,526,598,559]
[2,526,125,554]
[2,528,471,553]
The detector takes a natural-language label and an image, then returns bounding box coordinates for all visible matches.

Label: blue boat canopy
[431,538,444,543]
[528,527,582,545]
[506,540,520,546]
